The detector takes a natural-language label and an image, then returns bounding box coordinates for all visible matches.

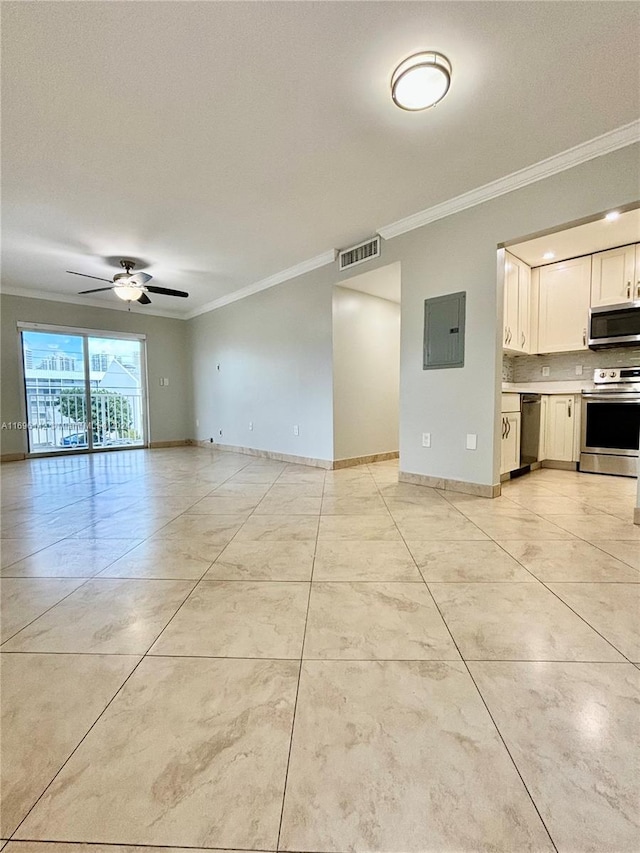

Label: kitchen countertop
[502,381,595,394]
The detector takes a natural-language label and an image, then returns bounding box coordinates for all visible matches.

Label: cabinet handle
[508,327,512,344]
[521,331,525,348]
[582,328,586,346]
[637,281,640,300]
[501,417,505,439]
[568,400,572,418]
[628,282,632,299]
[506,418,511,438]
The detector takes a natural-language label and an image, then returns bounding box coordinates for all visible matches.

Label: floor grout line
[375,472,562,851]
[275,462,325,852]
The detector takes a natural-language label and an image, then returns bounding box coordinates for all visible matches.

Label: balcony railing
[26,390,144,452]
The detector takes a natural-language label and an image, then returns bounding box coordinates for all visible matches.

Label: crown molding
[0,286,187,320]
[4,123,637,320]
[184,249,338,319]
[378,119,640,240]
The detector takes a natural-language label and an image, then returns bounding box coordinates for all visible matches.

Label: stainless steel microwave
[588,301,640,349]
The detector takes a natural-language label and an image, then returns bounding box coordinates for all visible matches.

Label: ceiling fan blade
[67,270,114,283]
[137,292,152,305]
[145,285,189,298]
[128,272,152,285]
[78,287,115,294]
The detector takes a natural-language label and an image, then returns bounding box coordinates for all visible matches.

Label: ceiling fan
[67,259,189,305]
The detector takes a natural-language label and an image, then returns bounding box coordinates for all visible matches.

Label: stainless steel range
[580,368,640,477]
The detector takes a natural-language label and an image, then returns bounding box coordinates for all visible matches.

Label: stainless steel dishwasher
[520,394,542,467]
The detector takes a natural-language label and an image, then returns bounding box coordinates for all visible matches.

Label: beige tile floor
[1,448,639,852]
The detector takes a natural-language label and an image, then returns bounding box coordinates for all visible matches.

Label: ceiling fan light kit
[114,283,143,301]
[391,51,452,111]
[67,258,189,306]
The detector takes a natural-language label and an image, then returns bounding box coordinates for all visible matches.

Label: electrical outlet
[466,433,477,450]
[542,366,550,377]
[164,377,169,386]
[159,378,164,386]
[195,419,199,428]
[293,425,299,436]
[249,421,253,431]
[422,433,431,448]
[575,365,583,376]
[218,429,223,437]
[209,437,214,443]
[216,364,220,372]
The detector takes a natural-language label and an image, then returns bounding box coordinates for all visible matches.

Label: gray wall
[186,143,638,484]
[338,143,640,486]
[188,267,335,462]
[0,294,191,455]
[332,286,400,460]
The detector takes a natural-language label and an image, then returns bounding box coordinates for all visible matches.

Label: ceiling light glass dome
[114,283,143,301]
[391,52,452,111]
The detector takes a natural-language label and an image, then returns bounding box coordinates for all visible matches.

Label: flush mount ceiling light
[391,51,452,111]
[543,252,555,260]
[605,211,620,222]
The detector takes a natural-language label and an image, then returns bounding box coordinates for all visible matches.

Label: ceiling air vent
[338,236,381,271]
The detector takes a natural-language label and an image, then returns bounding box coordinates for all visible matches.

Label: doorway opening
[332,261,401,464]
[19,325,148,455]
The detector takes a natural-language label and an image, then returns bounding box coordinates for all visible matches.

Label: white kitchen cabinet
[591,243,639,307]
[538,395,548,461]
[517,262,531,352]
[500,412,521,475]
[544,395,579,462]
[500,394,521,475]
[537,256,591,353]
[503,252,531,353]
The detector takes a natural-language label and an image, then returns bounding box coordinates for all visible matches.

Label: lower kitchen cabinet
[544,395,579,462]
[500,411,521,475]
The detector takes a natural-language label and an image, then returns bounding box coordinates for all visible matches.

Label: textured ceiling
[2,1,639,316]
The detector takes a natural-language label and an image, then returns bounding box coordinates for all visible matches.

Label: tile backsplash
[502,355,514,382]
[507,347,640,383]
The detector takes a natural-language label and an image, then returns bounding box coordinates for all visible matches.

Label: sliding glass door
[87,336,145,450]
[20,327,147,455]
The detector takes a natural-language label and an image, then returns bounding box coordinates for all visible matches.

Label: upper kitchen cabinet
[503,252,531,354]
[591,244,639,307]
[537,256,591,353]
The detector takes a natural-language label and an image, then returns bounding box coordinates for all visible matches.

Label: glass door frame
[17,321,150,458]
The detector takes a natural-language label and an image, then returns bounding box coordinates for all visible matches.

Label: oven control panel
[593,367,640,384]
[594,368,622,383]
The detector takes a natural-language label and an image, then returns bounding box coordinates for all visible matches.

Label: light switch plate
[422,433,431,448]
[575,365,583,376]
[542,366,550,377]
[293,425,299,436]
[466,433,477,450]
